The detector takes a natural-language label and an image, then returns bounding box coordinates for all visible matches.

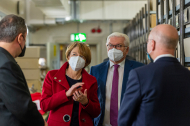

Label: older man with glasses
[90,32,144,126]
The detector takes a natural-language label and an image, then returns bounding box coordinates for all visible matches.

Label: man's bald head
[149,24,178,50]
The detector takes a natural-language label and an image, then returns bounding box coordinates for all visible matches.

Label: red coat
[40,62,101,126]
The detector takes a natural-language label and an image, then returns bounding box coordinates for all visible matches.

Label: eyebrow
[109,43,124,45]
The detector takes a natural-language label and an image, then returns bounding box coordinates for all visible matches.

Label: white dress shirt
[103,59,125,126]
[154,54,174,62]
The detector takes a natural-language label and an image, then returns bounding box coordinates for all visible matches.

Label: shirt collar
[154,54,174,62]
[109,58,125,68]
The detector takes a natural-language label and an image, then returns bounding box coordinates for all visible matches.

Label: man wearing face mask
[90,32,144,126]
[118,24,190,126]
[0,15,47,126]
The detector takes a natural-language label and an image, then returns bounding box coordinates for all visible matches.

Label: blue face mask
[147,52,153,62]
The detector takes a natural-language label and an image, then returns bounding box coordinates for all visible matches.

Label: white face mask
[69,56,85,71]
[108,48,124,62]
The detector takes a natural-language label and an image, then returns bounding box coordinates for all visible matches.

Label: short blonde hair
[66,42,91,67]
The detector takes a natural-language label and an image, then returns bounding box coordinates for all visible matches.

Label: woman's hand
[66,82,84,97]
[73,89,88,105]
[44,120,48,126]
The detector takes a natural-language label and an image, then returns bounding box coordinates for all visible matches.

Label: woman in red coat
[40,42,101,126]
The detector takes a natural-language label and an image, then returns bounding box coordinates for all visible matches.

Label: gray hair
[106,32,130,47]
[0,14,27,42]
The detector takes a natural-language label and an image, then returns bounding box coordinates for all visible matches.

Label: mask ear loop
[123,46,128,58]
[22,35,25,41]
[148,50,152,54]
[18,34,25,51]
[19,43,23,51]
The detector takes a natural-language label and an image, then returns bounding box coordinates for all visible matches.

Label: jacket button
[54,77,57,79]
[63,114,70,122]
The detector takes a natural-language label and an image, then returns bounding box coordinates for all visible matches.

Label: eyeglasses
[107,44,127,49]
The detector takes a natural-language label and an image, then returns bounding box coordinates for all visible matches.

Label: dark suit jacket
[90,58,144,126]
[0,47,44,126]
[103,55,136,62]
[118,57,190,126]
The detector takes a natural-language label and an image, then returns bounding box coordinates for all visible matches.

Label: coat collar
[109,59,125,68]
[154,54,174,62]
[99,58,134,87]
[100,61,110,87]
[0,47,16,63]
[53,62,96,90]
[99,58,134,102]
[121,58,133,101]
[155,57,179,63]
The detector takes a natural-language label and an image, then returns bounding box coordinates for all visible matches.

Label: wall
[29,21,127,65]
[26,0,56,25]
[80,1,147,20]
[0,0,18,14]
[0,0,25,18]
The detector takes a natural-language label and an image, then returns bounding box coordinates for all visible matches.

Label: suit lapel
[101,61,110,87]
[99,61,109,109]
[53,62,98,91]
[120,59,133,103]
[53,62,70,90]
[97,61,109,124]
[96,60,110,117]
[98,59,133,104]
[81,69,96,91]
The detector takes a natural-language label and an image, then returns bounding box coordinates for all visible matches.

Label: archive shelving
[124,0,156,64]
[125,0,190,67]
[157,0,190,67]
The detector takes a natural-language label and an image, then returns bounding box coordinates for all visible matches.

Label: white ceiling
[0,0,147,25]
[31,0,70,18]
[32,0,63,7]
[31,0,147,19]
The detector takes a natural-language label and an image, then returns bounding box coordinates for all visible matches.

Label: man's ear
[151,40,156,51]
[17,33,23,44]
[125,47,129,55]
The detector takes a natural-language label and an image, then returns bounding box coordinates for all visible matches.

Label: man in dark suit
[90,32,144,126]
[0,15,47,126]
[118,24,190,126]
